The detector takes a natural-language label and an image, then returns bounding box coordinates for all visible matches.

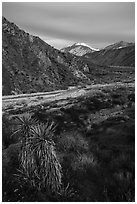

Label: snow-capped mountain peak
[61,42,99,56]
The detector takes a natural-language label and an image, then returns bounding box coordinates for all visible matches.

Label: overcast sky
[2,2,135,49]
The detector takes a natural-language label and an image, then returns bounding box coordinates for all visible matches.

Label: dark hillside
[2,17,91,95]
[84,44,135,67]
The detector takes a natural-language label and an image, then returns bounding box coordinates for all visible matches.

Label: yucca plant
[20,125,62,192]
[13,113,62,194]
[11,112,38,142]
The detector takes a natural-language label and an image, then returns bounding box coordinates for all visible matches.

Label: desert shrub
[109,153,134,173]
[128,93,135,102]
[111,92,128,106]
[2,143,22,201]
[56,130,89,154]
[125,104,135,119]
[62,107,86,127]
[55,183,78,201]
[81,94,112,112]
[2,114,15,148]
[3,143,21,177]
[114,170,134,200]
[95,149,113,164]
[71,153,97,172]
[113,171,134,186]
[102,170,135,202]
[125,122,135,144]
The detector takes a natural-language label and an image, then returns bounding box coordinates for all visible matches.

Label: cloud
[2,2,135,49]
[40,37,75,49]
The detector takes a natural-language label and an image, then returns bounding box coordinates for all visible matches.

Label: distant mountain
[104,41,135,50]
[84,41,135,67]
[2,17,92,95]
[61,43,99,56]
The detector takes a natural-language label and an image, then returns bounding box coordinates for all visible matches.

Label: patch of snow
[75,42,99,51]
[116,46,125,49]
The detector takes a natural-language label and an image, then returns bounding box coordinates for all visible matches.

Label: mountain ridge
[2,16,92,95]
[103,41,135,50]
[83,43,135,67]
[60,40,134,57]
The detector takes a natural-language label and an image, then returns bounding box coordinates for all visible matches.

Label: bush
[71,153,97,172]
[102,170,135,202]
[56,130,89,154]
[109,153,134,172]
[2,115,14,148]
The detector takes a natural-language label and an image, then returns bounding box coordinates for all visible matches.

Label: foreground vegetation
[2,83,135,201]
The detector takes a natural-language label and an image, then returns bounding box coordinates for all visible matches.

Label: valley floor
[2,81,134,114]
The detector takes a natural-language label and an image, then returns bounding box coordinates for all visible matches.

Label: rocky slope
[61,43,99,56]
[2,17,91,96]
[84,41,135,67]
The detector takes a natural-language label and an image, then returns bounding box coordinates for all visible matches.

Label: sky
[2,2,135,49]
